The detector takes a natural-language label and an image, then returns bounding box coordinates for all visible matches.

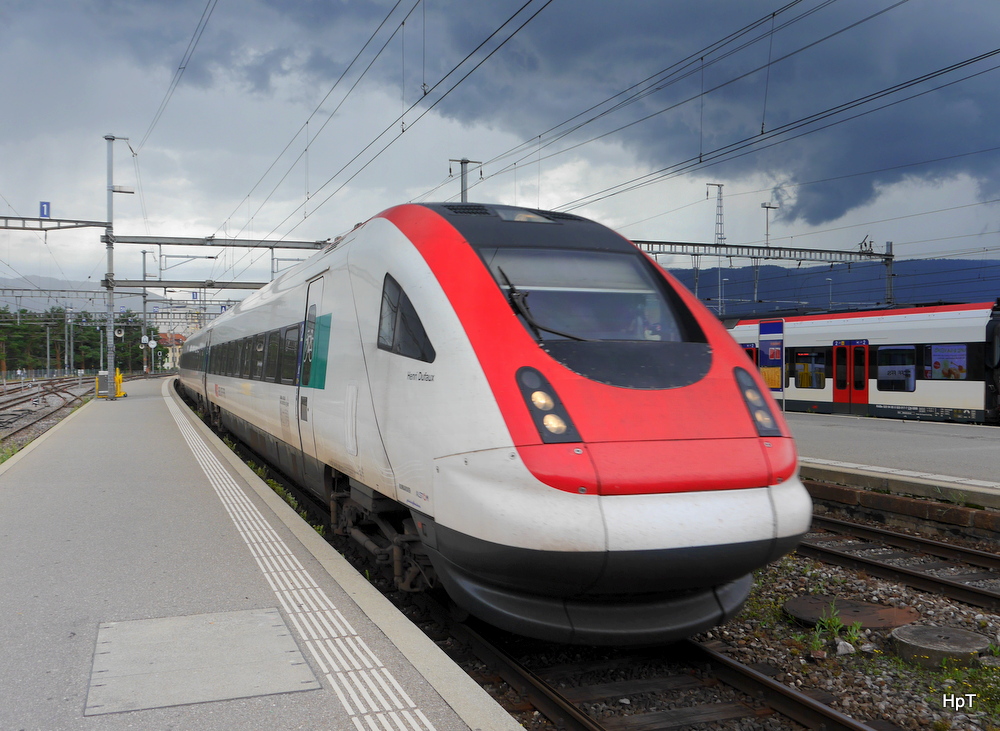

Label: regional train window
[280,325,300,385]
[876,346,916,392]
[377,274,436,363]
[480,247,694,343]
[834,348,847,390]
[263,330,281,382]
[853,347,866,391]
[923,344,967,380]
[792,351,826,389]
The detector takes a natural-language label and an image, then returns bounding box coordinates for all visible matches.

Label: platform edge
[164,378,523,731]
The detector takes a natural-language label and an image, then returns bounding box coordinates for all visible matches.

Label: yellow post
[115,368,127,398]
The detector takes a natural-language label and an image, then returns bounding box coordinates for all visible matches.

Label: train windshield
[481,247,710,389]
[484,248,691,343]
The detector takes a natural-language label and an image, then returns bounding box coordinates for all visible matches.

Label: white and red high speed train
[178,202,811,645]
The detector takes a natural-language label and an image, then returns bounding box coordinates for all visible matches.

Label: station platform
[786,411,1000,510]
[0,377,522,731]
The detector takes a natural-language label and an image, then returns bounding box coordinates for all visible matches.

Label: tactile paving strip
[165,391,439,730]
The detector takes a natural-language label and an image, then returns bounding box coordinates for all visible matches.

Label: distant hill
[663,259,1000,318]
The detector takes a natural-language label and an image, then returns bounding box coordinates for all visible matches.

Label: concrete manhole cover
[784,595,919,629]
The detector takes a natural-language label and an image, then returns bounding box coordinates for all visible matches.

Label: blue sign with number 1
[40,202,51,218]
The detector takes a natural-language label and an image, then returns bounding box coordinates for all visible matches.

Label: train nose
[517,436,798,496]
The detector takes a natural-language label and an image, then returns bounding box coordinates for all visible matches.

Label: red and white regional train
[178,202,811,645]
[729,302,1000,424]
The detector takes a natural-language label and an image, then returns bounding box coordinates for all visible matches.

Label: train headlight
[735,367,782,437]
[754,409,775,430]
[531,390,555,411]
[542,414,567,434]
[516,367,581,443]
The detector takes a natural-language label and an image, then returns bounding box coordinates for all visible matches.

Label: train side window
[280,325,300,385]
[377,274,436,363]
[264,330,281,382]
[241,337,253,379]
[251,334,266,379]
[876,346,915,392]
[923,344,967,380]
[792,351,826,389]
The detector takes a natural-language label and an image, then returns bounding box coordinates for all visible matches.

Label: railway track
[0,383,90,444]
[798,515,1000,612]
[415,595,879,731]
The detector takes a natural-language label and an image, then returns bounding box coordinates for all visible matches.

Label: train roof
[730,300,998,328]
[414,202,635,254]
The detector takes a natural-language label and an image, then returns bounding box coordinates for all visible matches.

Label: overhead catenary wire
[136,0,219,153]
[217,0,555,286]
[182,0,1000,294]
[437,0,910,206]
[212,0,411,245]
[276,0,555,236]
[553,47,1000,213]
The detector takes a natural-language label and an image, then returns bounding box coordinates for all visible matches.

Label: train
[177,202,812,646]
[729,302,1000,424]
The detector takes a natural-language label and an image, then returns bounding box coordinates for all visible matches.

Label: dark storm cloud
[293,0,1000,226]
[9,0,999,231]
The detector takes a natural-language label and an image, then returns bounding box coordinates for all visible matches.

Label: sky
[2,0,1000,317]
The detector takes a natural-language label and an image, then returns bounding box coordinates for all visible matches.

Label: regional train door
[297,276,326,488]
[987,314,1000,422]
[832,340,869,415]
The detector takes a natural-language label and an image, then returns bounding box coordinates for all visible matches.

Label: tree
[0,306,159,376]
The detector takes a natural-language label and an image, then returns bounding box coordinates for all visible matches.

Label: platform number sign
[39,202,51,218]
[758,320,784,394]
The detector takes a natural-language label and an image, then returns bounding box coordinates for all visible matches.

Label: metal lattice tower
[708,183,725,247]
[707,183,725,313]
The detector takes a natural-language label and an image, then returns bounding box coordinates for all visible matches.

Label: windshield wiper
[496,267,593,342]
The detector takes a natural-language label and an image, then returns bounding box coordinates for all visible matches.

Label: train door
[832,340,869,415]
[200,331,213,405]
[296,276,326,489]
[986,315,1000,422]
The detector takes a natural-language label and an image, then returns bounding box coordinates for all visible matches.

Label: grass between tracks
[734,554,1000,729]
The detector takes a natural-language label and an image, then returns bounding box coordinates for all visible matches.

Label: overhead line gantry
[632,239,896,307]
